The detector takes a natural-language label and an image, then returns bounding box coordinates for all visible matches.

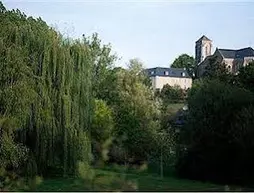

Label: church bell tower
[195,35,212,64]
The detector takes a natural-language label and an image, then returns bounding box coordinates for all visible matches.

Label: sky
[3,0,254,68]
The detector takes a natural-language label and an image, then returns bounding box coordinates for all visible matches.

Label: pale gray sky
[3,0,254,68]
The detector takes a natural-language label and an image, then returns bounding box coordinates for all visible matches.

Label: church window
[205,46,209,55]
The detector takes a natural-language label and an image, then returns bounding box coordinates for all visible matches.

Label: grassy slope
[35,168,224,191]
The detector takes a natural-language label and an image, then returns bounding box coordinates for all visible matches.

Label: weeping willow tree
[0,2,94,177]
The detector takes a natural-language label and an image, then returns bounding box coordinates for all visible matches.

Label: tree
[202,57,234,83]
[160,84,185,104]
[176,79,254,185]
[0,3,96,181]
[128,58,152,88]
[108,59,161,164]
[127,58,144,73]
[91,99,114,166]
[236,62,254,92]
[171,54,196,79]
[0,1,6,13]
[86,33,118,99]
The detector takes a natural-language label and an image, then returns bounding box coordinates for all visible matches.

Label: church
[196,35,254,77]
[145,35,254,91]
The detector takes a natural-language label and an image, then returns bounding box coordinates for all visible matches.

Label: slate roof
[195,35,212,43]
[144,67,191,78]
[218,47,254,59]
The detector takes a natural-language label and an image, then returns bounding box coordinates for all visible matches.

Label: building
[195,35,212,64]
[196,35,254,77]
[145,67,192,91]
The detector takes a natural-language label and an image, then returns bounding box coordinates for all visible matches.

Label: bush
[160,84,185,104]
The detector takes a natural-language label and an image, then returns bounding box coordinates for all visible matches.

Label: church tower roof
[196,35,212,43]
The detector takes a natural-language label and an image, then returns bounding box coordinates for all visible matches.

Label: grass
[35,165,224,191]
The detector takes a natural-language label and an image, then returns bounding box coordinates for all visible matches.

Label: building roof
[218,47,254,59]
[145,67,191,78]
[195,35,212,43]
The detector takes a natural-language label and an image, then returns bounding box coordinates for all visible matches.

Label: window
[205,46,209,55]
[164,71,169,75]
[182,72,185,77]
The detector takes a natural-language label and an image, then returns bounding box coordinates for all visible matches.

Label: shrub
[160,84,185,104]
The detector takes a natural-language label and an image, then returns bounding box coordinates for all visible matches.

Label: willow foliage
[0,2,93,176]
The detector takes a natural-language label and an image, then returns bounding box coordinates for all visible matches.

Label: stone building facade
[145,67,192,91]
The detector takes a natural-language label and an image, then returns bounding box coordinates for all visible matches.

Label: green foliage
[148,129,177,175]
[171,54,194,68]
[0,117,29,169]
[87,33,118,99]
[159,84,185,104]
[0,2,188,190]
[176,79,254,185]
[237,62,254,92]
[160,103,185,131]
[0,3,164,186]
[91,99,114,164]
[77,161,95,181]
[92,99,114,143]
[0,168,43,191]
[94,67,124,104]
[127,58,144,73]
[109,60,161,162]
[202,57,234,83]
[128,58,152,87]
[171,54,196,78]
[0,3,94,184]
